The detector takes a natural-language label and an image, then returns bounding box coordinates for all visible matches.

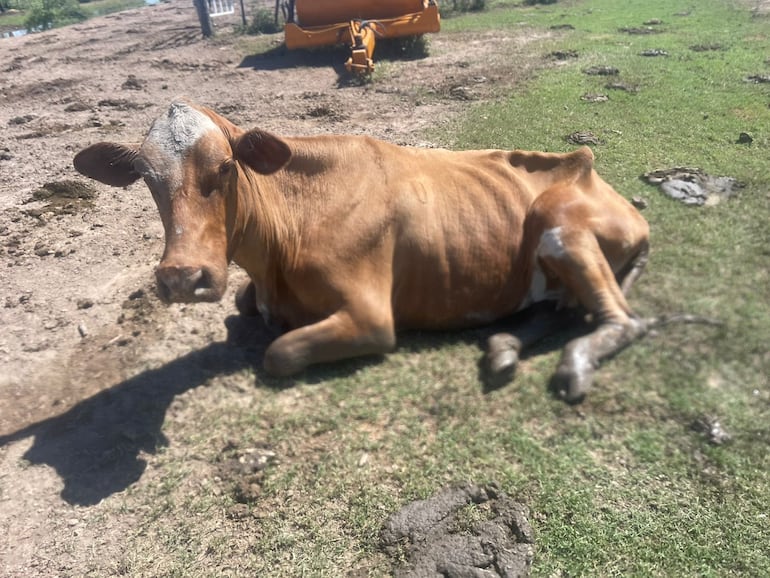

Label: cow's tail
[641,314,723,330]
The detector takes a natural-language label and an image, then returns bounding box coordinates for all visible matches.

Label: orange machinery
[284,0,441,74]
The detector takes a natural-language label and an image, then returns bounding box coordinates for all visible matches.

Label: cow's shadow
[0,316,270,506]
[0,307,583,506]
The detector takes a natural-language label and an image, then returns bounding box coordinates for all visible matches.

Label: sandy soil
[0,2,550,574]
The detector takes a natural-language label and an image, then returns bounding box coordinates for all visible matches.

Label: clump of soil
[619,26,661,35]
[691,415,732,445]
[690,43,724,52]
[582,65,619,76]
[26,180,98,217]
[381,483,534,577]
[217,441,278,504]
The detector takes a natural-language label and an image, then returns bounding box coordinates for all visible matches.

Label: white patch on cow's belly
[516,226,568,310]
[518,265,564,311]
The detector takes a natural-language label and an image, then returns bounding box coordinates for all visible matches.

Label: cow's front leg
[235,279,259,317]
[550,319,646,403]
[263,309,396,376]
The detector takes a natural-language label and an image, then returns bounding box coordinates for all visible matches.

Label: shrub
[247,7,280,35]
[447,0,486,12]
[24,0,85,30]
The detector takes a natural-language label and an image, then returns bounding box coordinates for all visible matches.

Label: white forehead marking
[145,102,218,156]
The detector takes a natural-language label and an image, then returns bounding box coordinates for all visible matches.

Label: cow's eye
[219,160,233,176]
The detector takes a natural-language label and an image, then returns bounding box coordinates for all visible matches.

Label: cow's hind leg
[538,226,648,403]
[486,302,581,388]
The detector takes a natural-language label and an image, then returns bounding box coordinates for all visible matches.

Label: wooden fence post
[193,0,214,37]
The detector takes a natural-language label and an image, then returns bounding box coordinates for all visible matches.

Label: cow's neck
[228,165,301,281]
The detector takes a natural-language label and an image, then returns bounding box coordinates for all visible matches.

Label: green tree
[24,0,86,31]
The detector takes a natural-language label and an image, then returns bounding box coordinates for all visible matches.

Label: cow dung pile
[643,167,743,206]
[380,483,534,578]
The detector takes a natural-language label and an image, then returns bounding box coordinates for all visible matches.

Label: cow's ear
[234,129,292,175]
[73,142,142,187]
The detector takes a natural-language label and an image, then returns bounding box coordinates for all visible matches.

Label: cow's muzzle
[155,264,221,303]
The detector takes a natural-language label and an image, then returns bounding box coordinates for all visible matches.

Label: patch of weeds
[451,501,490,534]
[246,7,281,35]
[377,34,431,61]
[443,0,487,16]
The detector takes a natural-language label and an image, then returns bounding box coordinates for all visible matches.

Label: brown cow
[74,101,651,402]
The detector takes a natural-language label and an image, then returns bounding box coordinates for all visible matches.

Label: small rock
[226,504,250,520]
[122,74,144,90]
[639,49,668,57]
[631,196,648,209]
[619,26,660,35]
[449,86,475,101]
[33,242,52,257]
[64,101,91,112]
[581,93,609,103]
[548,49,578,60]
[690,43,723,52]
[605,81,639,93]
[8,114,35,126]
[692,415,731,445]
[128,288,146,300]
[78,323,89,338]
[736,132,753,144]
[77,298,94,310]
[745,74,770,84]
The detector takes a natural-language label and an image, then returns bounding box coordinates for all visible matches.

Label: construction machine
[283,0,440,74]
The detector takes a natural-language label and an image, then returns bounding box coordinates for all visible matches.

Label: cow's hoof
[549,365,591,404]
[264,342,305,377]
[235,280,259,317]
[485,333,521,390]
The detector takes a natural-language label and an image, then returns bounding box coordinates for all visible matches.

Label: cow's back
[258,137,607,330]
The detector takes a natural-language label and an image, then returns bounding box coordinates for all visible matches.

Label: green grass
[431,1,770,574]
[78,0,145,19]
[0,0,144,30]
[90,1,769,576]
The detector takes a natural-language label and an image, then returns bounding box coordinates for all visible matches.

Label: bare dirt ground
[0,2,551,574]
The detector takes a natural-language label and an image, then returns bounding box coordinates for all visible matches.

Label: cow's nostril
[192,269,214,298]
[156,275,173,303]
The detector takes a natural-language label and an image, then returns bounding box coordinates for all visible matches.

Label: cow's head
[74,102,291,304]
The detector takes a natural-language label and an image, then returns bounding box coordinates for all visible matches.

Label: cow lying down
[74,101,655,403]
